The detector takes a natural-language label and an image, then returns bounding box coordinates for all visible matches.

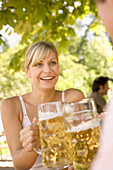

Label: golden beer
[67,119,101,170]
[39,112,72,168]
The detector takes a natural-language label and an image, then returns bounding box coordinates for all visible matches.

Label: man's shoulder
[88,92,98,98]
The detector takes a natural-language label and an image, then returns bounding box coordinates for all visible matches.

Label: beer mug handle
[32,122,42,155]
[33,147,42,155]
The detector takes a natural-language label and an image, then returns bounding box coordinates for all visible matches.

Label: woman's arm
[1,98,39,170]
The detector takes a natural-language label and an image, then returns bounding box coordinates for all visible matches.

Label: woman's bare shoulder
[1,96,19,107]
[64,88,85,103]
[1,96,20,117]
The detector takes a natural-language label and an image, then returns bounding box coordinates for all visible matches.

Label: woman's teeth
[41,77,53,80]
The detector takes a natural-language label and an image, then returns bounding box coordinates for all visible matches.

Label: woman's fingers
[20,124,38,142]
[20,121,40,152]
[26,140,39,152]
[21,133,38,148]
[32,116,38,124]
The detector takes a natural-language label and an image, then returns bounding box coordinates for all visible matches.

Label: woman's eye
[50,61,57,65]
[35,63,42,66]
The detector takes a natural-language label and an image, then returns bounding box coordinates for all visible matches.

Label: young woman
[1,41,85,170]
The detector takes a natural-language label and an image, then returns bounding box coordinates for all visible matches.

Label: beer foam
[66,119,100,133]
[39,112,63,121]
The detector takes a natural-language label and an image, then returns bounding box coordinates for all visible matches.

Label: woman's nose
[43,64,51,72]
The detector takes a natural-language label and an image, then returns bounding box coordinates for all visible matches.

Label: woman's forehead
[38,50,58,61]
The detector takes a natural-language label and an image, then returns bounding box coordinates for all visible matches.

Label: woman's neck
[27,88,60,106]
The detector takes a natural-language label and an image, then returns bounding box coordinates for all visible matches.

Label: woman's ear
[24,67,31,78]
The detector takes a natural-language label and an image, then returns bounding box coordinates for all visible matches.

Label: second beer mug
[37,101,72,168]
[63,98,101,170]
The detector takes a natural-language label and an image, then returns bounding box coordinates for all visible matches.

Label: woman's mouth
[40,76,54,80]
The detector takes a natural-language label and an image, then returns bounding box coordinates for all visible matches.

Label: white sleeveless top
[19,91,65,170]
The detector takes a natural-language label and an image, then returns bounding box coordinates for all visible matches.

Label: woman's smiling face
[28,50,59,91]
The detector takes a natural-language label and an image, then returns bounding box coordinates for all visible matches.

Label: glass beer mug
[36,101,72,168]
[63,98,101,170]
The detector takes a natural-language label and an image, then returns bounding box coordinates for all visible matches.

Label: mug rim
[38,101,63,107]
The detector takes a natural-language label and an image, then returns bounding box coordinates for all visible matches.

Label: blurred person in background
[88,76,109,114]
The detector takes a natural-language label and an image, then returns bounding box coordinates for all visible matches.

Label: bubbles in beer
[67,120,101,170]
[39,114,72,168]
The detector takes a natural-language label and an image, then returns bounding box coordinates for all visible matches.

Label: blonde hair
[25,41,58,68]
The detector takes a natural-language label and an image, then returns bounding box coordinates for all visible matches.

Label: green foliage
[0,0,97,71]
[0,47,31,102]
[56,34,113,97]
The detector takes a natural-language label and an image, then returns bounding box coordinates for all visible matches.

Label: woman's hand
[20,117,40,152]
